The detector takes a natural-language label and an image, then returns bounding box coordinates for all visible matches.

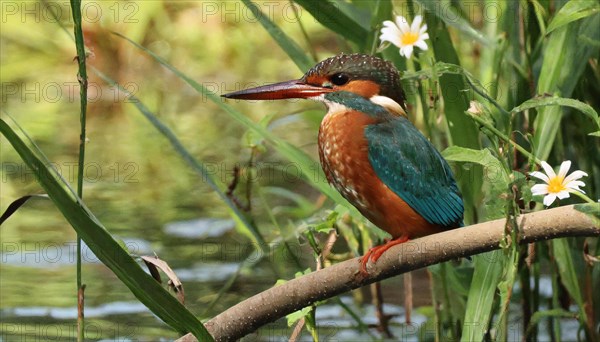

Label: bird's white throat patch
[310,94,349,116]
[310,94,406,117]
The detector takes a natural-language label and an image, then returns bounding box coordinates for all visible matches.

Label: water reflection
[164,218,235,239]
[174,262,239,282]
[4,301,149,320]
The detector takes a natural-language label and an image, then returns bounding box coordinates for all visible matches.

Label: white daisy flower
[529,160,588,206]
[380,15,429,58]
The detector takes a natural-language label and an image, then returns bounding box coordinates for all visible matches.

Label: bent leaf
[0,194,49,225]
[442,146,509,185]
[546,0,600,34]
[512,96,600,129]
[142,255,185,305]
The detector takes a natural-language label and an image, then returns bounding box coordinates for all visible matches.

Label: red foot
[359,236,409,275]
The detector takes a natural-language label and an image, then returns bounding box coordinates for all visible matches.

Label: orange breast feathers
[318,109,442,239]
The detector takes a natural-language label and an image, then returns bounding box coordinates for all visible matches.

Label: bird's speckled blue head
[301,53,406,108]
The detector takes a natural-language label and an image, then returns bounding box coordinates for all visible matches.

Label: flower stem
[467,112,542,166]
[571,191,597,204]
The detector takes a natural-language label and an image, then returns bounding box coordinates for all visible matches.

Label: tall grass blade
[552,238,592,338]
[533,13,600,160]
[546,0,600,35]
[429,262,470,339]
[416,0,494,46]
[241,0,314,71]
[369,0,393,55]
[0,118,213,341]
[462,252,505,341]
[370,0,392,30]
[292,0,369,46]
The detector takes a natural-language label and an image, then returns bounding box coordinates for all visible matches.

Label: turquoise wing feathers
[365,118,464,228]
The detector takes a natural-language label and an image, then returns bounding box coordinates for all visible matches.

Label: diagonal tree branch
[178,205,599,342]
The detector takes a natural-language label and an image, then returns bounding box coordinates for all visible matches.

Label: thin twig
[370,282,394,338]
[69,1,88,340]
[226,165,250,212]
[404,272,413,324]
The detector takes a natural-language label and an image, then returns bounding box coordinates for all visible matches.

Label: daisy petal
[557,160,572,179]
[567,185,586,194]
[411,15,423,32]
[381,24,401,39]
[401,45,414,58]
[395,16,410,33]
[540,161,556,179]
[382,20,395,28]
[543,193,557,206]
[420,32,429,41]
[567,180,585,188]
[382,21,398,31]
[563,170,588,183]
[529,171,550,183]
[380,26,398,35]
[380,32,400,47]
[414,40,428,50]
[531,184,549,196]
[556,190,570,200]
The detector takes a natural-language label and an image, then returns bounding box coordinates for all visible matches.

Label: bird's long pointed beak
[222,79,331,100]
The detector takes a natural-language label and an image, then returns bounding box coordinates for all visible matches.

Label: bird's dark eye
[330,73,350,86]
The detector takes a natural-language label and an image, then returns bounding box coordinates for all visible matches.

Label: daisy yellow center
[547,176,566,193]
[401,31,419,45]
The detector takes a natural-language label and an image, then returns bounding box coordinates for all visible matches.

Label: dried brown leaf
[141,255,185,305]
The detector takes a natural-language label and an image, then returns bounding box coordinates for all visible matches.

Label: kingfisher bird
[223,53,464,273]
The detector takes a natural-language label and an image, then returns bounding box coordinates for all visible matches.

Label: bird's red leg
[360,236,410,275]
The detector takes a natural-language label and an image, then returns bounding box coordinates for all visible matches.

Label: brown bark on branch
[178,205,599,342]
